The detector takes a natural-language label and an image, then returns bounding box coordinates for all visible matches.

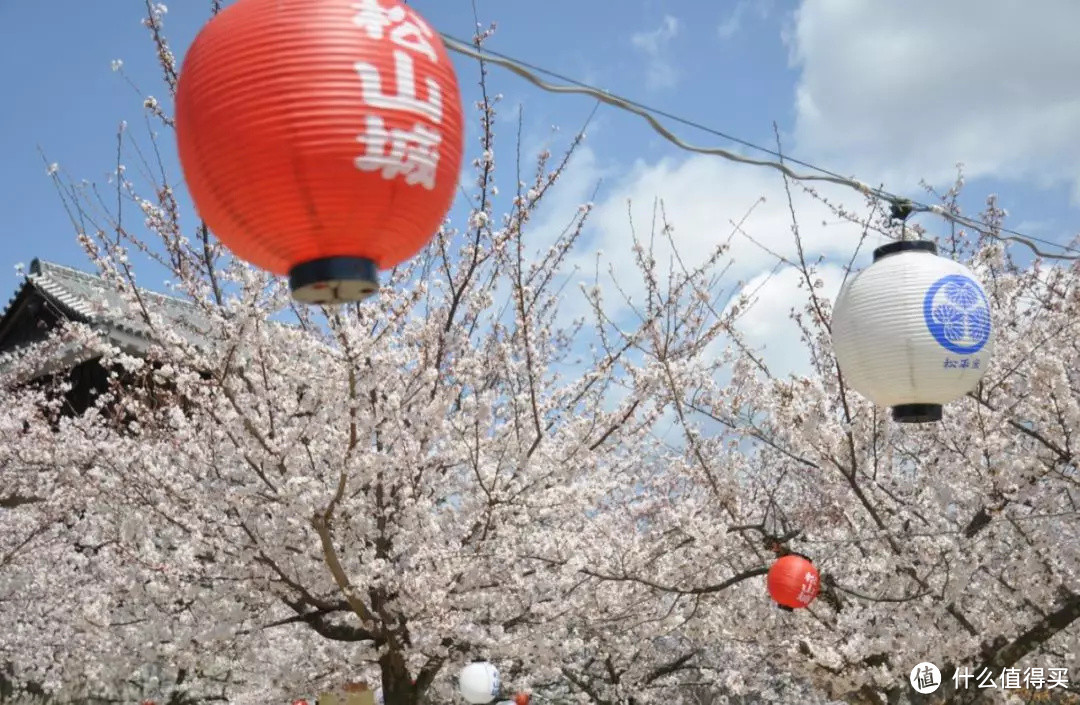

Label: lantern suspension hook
[889,199,915,241]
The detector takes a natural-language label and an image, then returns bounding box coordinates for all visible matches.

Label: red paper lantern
[767,554,820,609]
[176,0,464,304]
[514,694,531,705]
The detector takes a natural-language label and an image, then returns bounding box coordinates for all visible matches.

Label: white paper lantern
[831,241,992,422]
[459,661,500,704]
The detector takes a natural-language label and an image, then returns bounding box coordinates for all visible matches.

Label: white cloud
[722,263,847,378]
[717,4,746,39]
[575,153,882,289]
[547,153,888,379]
[787,0,1080,197]
[631,16,681,90]
[718,0,773,39]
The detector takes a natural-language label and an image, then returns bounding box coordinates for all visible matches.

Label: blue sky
[0,0,795,280]
[2,0,1079,374]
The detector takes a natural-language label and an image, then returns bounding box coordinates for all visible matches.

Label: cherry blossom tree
[3,4,709,704]
[591,180,1080,704]
[2,2,1078,705]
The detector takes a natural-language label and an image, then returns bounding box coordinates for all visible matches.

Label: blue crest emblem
[922,274,991,355]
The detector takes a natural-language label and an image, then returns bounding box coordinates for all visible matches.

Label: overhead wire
[438,33,1080,262]
[795,510,1080,547]
[436,29,1080,593]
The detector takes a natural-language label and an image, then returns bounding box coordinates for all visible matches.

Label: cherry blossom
[2,5,1078,705]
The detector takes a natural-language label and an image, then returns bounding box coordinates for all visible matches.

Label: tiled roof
[0,258,216,356]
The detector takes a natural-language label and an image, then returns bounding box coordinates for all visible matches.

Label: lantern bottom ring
[892,403,943,424]
[289,256,379,305]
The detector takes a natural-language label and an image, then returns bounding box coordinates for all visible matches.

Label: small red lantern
[767,554,819,609]
[515,694,531,705]
[176,0,464,304]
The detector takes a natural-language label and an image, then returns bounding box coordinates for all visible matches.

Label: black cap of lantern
[891,404,943,423]
[872,239,937,262]
[289,256,379,305]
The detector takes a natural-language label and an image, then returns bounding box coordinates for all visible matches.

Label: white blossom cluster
[2,9,1077,705]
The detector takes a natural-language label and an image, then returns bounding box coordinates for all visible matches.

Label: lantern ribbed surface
[831,244,993,412]
[767,555,819,609]
[176,0,463,302]
[459,662,500,704]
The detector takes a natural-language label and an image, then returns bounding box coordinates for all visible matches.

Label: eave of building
[0,258,216,378]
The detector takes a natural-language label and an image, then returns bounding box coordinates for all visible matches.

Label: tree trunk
[380,649,419,705]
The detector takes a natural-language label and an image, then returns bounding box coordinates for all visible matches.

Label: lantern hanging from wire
[830,239,993,423]
[459,661,501,704]
[767,554,819,609]
[176,0,464,305]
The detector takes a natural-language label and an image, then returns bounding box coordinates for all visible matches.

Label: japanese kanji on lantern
[767,554,819,610]
[175,0,464,305]
[830,240,993,423]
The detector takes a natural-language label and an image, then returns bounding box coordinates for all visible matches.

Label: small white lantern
[459,661,500,704]
[831,240,993,422]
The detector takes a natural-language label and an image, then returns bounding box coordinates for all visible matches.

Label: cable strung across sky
[439,33,1080,261]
